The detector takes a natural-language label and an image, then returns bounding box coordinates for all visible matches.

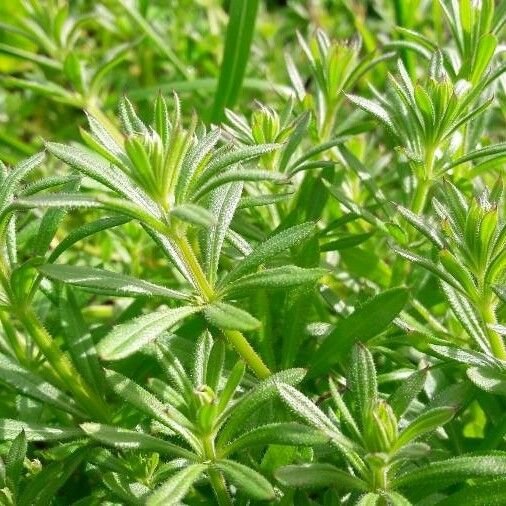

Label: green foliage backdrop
[1,0,506,504]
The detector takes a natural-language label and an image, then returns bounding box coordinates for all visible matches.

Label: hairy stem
[171,232,272,378]
[203,435,232,506]
[223,329,271,379]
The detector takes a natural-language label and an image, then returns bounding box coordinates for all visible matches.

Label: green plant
[275,343,506,504]
[1,0,506,504]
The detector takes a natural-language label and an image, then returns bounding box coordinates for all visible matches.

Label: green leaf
[430,345,498,368]
[275,463,367,490]
[223,266,327,296]
[80,423,195,459]
[389,369,427,418]
[33,178,80,256]
[97,306,198,360]
[0,354,85,418]
[146,464,206,506]
[346,94,394,131]
[391,245,462,292]
[349,343,378,427]
[435,477,506,506]
[467,366,506,396]
[211,0,260,120]
[203,182,243,284]
[171,203,215,227]
[395,205,445,248]
[441,282,490,353]
[224,422,327,455]
[221,222,317,286]
[218,368,305,446]
[40,264,188,300]
[6,429,27,492]
[393,455,506,492]
[356,493,380,506]
[48,215,130,263]
[204,302,260,331]
[104,369,198,449]
[393,407,455,451]
[191,168,284,201]
[102,472,150,505]
[217,359,245,413]
[0,420,81,442]
[18,450,85,506]
[214,459,275,501]
[45,142,159,216]
[309,288,409,377]
[60,290,105,394]
[320,233,373,252]
[277,384,340,436]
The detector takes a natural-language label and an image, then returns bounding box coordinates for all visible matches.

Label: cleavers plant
[2,0,506,505]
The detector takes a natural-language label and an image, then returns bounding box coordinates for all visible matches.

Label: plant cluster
[1,0,506,504]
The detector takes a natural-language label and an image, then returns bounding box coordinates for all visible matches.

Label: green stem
[223,329,271,379]
[202,435,232,506]
[17,307,110,420]
[410,177,431,216]
[171,233,272,378]
[411,148,435,216]
[172,234,214,301]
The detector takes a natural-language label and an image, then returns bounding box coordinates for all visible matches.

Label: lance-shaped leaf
[0,354,86,417]
[309,288,409,377]
[39,264,188,300]
[393,455,506,493]
[220,222,317,286]
[60,290,105,394]
[211,0,260,120]
[45,142,160,217]
[441,282,490,353]
[204,182,243,284]
[466,366,506,396]
[214,460,275,501]
[48,215,130,262]
[223,266,327,297]
[97,306,198,360]
[0,419,82,442]
[81,423,196,459]
[146,464,206,506]
[275,463,368,490]
[395,204,445,248]
[430,345,500,369]
[102,473,150,505]
[434,477,506,506]
[223,422,327,455]
[391,246,462,291]
[349,343,377,428]
[5,429,25,495]
[204,302,260,331]
[170,203,215,227]
[393,407,455,451]
[277,383,337,434]
[346,94,394,131]
[192,168,284,202]
[217,368,305,445]
[104,369,199,449]
[389,369,428,418]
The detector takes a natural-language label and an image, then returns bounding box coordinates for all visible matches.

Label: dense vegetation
[1,0,506,504]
